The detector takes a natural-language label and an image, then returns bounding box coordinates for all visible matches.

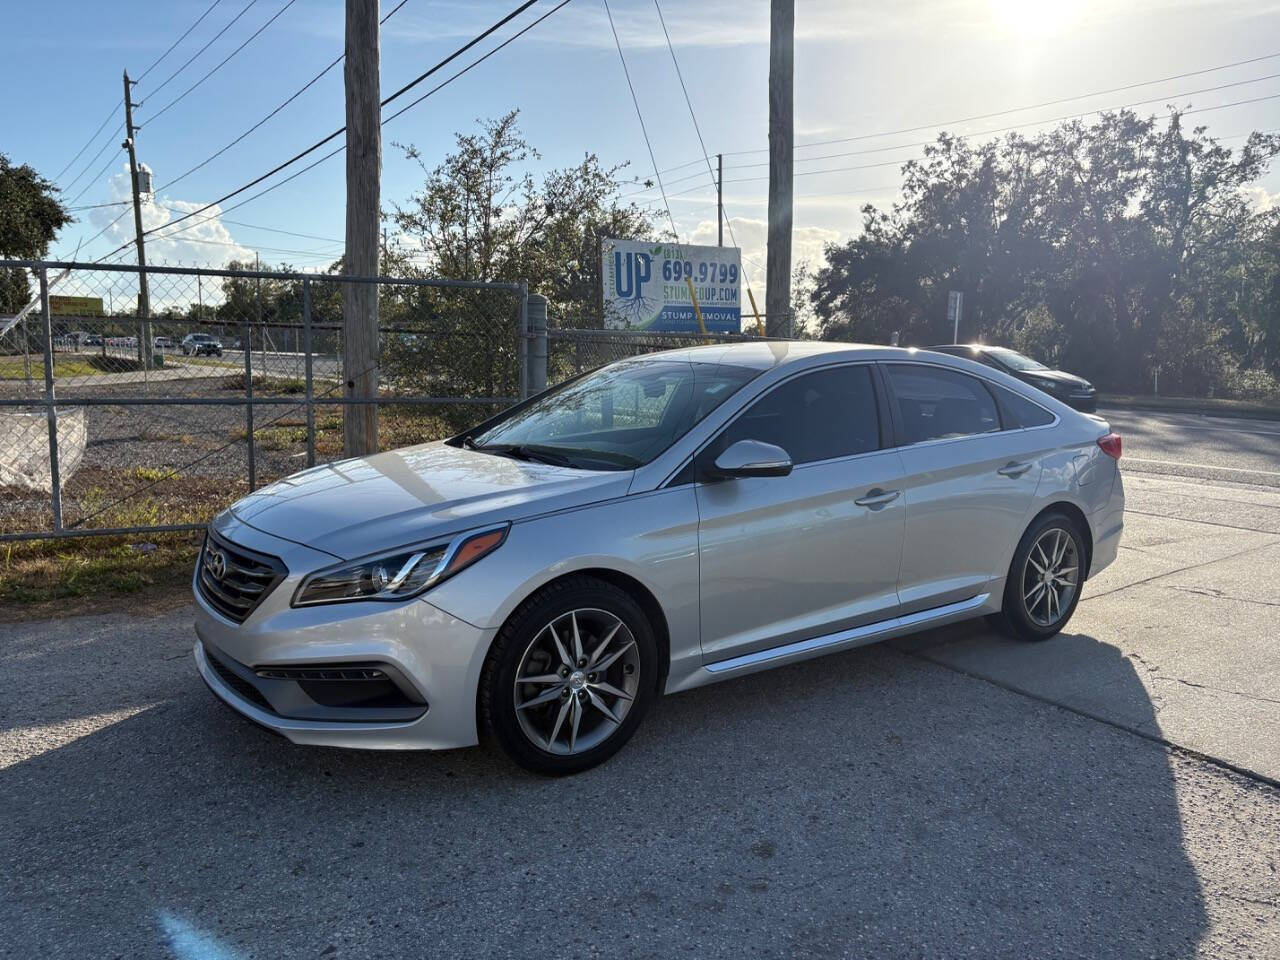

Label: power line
[68,150,126,206]
[637,49,1280,181]
[53,107,121,184]
[652,0,762,320]
[602,0,679,241]
[136,0,228,82]
[140,0,261,105]
[159,0,411,194]
[143,0,551,244]
[729,50,1280,157]
[379,0,573,126]
[625,89,1280,201]
[51,0,226,182]
[62,127,124,196]
[143,0,303,128]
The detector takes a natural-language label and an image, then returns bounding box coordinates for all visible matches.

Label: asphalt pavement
[1,409,1278,959]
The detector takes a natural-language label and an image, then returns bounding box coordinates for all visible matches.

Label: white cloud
[1243,185,1280,213]
[89,164,255,268]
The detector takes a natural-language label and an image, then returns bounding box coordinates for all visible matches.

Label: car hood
[1020,368,1093,391]
[228,441,632,560]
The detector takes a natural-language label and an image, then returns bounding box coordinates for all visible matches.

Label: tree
[384,112,656,422]
[0,153,71,311]
[810,112,1280,396]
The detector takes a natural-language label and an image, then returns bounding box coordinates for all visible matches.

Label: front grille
[197,530,286,624]
[204,645,274,712]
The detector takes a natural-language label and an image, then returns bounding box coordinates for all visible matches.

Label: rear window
[992,384,1055,428]
[886,364,1001,444]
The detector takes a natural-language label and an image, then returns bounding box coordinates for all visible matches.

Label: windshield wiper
[472,443,576,467]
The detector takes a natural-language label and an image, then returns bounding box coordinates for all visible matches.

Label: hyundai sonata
[193,342,1124,774]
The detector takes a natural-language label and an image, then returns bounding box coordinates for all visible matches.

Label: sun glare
[989,0,1085,37]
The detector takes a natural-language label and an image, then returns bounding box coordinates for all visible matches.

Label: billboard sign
[49,295,105,317]
[602,239,741,333]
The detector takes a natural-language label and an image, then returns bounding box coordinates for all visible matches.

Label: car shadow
[2,623,1210,959]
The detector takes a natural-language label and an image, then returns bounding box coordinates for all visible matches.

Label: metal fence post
[244,320,256,491]
[527,293,548,396]
[302,278,315,468]
[39,268,63,531]
[518,282,530,400]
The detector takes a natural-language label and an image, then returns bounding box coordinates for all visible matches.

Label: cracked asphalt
[2,409,1279,959]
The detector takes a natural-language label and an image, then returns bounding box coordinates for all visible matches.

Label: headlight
[1026,377,1060,393]
[293,524,508,606]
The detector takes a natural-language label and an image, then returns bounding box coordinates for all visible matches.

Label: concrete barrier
[0,407,86,492]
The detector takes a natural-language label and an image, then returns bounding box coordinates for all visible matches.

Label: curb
[1099,397,1280,422]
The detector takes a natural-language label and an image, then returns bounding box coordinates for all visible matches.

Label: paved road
[3,466,1279,958]
[1101,406,1280,486]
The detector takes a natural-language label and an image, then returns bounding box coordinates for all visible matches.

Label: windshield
[470,358,760,470]
[987,347,1049,372]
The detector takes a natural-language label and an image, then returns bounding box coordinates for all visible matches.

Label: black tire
[991,511,1087,642]
[480,575,659,775]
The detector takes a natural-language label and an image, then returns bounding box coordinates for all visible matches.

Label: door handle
[854,488,901,508]
[997,461,1033,478]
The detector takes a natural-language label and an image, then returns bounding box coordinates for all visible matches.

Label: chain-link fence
[0,259,528,542]
[1,260,780,542]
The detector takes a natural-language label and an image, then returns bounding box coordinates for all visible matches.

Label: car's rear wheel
[992,512,1085,641]
[480,576,658,775]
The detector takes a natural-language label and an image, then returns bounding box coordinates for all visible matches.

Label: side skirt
[667,593,992,693]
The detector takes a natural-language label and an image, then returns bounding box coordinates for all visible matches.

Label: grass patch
[220,372,307,395]
[0,530,200,614]
[134,466,180,483]
[86,353,165,373]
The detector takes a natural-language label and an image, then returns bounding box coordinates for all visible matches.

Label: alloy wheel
[1021,527,1079,628]
[513,608,640,755]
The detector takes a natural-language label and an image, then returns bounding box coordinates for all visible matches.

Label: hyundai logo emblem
[208,548,227,581]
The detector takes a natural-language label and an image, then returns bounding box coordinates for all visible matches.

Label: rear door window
[886,364,1001,444]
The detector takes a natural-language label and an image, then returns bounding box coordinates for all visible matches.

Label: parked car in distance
[182,333,223,357]
[83,334,103,347]
[193,342,1124,775]
[153,336,176,351]
[927,344,1097,411]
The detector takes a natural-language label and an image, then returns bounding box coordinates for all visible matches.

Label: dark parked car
[928,344,1097,412]
[182,333,223,357]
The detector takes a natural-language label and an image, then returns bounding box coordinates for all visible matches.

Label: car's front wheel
[992,511,1086,641]
[480,576,659,775]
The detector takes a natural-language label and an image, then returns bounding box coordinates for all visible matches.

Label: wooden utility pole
[122,70,152,368]
[717,153,724,247]
[765,0,793,337]
[343,0,381,457]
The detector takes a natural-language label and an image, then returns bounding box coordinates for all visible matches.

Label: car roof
[636,339,950,371]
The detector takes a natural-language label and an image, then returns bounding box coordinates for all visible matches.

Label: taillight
[1097,433,1122,459]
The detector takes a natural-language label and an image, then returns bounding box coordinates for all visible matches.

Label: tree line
[806,111,1280,399]
[7,108,1279,400]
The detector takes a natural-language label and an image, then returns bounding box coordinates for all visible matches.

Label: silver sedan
[192,342,1124,774]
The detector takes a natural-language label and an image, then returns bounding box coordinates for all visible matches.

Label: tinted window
[992,384,1055,428]
[716,365,880,465]
[887,364,1001,444]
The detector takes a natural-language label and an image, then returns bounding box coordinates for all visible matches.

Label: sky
[4,0,1280,304]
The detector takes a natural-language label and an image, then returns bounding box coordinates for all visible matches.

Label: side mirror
[709,439,793,480]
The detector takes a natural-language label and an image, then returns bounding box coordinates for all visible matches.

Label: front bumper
[193,513,497,750]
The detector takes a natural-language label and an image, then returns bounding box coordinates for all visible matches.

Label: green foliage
[0,153,71,312]
[811,112,1280,397]
[381,111,658,426]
